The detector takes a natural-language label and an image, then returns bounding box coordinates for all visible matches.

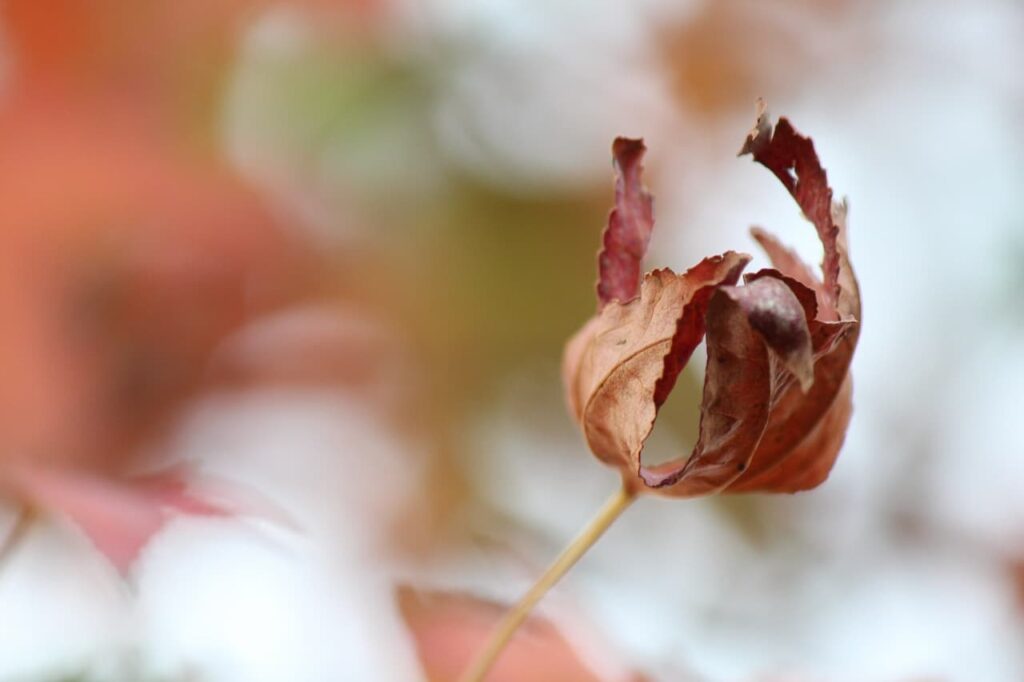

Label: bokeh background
[0,1,1022,681]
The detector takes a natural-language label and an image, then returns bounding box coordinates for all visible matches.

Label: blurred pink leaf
[7,463,292,573]
[398,587,649,682]
[8,466,218,572]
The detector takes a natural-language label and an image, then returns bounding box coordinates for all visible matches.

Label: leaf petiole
[458,483,637,682]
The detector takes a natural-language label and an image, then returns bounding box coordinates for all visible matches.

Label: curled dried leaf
[728,101,861,493]
[564,255,748,477]
[563,102,861,497]
[639,284,774,494]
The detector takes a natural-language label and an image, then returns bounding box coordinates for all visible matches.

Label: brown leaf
[563,102,861,497]
[727,102,861,493]
[596,138,655,307]
[731,375,853,493]
[638,284,774,494]
[564,255,748,477]
[640,273,819,495]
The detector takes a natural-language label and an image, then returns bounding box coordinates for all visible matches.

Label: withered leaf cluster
[563,103,861,497]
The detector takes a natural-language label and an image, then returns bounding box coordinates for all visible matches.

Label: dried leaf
[723,275,815,392]
[563,102,861,497]
[739,98,861,322]
[638,284,774,494]
[564,255,748,477]
[727,102,861,493]
[597,138,655,306]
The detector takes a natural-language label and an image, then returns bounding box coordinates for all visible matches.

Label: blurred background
[0,1,1021,681]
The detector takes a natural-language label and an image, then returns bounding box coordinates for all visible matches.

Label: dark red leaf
[739,98,847,320]
[596,138,655,307]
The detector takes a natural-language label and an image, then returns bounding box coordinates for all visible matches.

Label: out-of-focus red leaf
[2,0,390,97]
[0,0,383,573]
[562,103,861,497]
[3,463,293,573]
[659,1,857,120]
[398,588,648,682]
[5,466,218,572]
[597,139,655,306]
[0,96,310,474]
[0,85,312,571]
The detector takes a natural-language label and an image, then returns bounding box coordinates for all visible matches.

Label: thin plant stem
[0,505,34,570]
[458,483,637,682]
